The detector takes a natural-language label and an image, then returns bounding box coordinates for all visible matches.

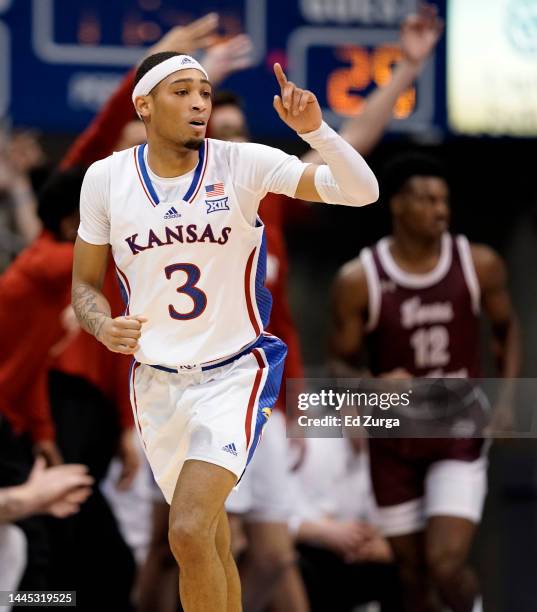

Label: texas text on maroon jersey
[361,233,481,379]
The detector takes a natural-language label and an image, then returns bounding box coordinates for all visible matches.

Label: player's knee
[168,518,212,564]
[426,546,465,586]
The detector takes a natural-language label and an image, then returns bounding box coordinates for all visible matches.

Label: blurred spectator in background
[0,168,137,609]
[0,169,80,595]
[0,408,93,604]
[0,169,81,458]
[0,447,92,611]
[0,129,43,270]
[0,455,93,524]
[288,435,402,612]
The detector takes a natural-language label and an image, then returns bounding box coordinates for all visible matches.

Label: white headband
[131,54,209,107]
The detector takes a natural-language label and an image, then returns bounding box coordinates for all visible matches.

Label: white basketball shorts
[129,333,287,504]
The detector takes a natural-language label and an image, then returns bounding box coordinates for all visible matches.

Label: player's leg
[423,457,487,612]
[388,531,441,612]
[168,459,240,612]
[215,507,243,610]
[368,439,439,612]
[425,516,479,612]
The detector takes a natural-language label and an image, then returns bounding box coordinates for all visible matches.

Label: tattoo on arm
[71,282,111,339]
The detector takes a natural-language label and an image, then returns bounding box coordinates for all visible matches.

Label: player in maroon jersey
[330,153,520,612]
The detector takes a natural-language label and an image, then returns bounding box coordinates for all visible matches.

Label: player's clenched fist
[97,314,147,355]
[272,63,322,135]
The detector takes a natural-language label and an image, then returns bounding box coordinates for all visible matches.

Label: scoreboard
[287,26,435,132]
[0,0,445,136]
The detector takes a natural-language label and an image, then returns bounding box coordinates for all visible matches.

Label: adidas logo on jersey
[164,206,181,219]
[222,442,238,456]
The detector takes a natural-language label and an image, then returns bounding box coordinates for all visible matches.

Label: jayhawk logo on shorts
[262,407,272,421]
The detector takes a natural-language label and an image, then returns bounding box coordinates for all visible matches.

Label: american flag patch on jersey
[205,182,225,197]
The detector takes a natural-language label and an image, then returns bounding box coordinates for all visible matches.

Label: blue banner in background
[0,0,446,136]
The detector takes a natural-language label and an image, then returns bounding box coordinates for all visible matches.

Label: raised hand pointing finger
[273,62,288,88]
[272,63,322,134]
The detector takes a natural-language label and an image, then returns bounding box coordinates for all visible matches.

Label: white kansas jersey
[78,138,307,368]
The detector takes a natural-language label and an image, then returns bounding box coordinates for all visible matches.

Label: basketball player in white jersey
[71,52,378,612]
[331,153,520,612]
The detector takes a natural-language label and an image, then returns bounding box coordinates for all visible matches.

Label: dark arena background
[1,1,537,611]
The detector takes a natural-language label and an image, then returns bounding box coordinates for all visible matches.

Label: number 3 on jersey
[165,263,207,320]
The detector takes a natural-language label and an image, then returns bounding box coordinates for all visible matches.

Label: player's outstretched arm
[272,63,379,207]
[301,2,443,163]
[71,237,146,355]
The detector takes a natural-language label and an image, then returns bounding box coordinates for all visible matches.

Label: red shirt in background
[56,69,139,430]
[60,68,136,172]
[0,232,73,441]
[0,71,139,441]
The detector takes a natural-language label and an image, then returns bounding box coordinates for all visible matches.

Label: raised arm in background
[302,2,444,163]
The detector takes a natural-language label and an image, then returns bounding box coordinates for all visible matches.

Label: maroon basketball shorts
[368,436,488,537]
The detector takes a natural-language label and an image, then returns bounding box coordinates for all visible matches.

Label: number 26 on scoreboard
[327,45,415,118]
